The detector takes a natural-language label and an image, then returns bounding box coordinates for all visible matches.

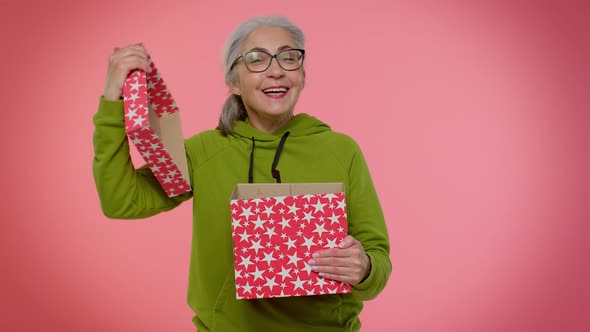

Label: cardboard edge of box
[230,183,344,200]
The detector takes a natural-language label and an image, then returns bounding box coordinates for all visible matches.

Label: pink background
[1,0,589,331]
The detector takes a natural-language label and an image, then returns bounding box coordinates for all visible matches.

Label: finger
[338,235,358,249]
[313,265,353,277]
[317,272,354,284]
[312,248,350,258]
[110,56,149,72]
[308,257,350,268]
[111,46,148,62]
[111,48,148,63]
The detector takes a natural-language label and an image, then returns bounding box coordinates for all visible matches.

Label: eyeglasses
[231,49,305,73]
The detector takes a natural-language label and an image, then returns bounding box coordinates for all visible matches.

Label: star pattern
[122,54,191,197]
[231,192,350,299]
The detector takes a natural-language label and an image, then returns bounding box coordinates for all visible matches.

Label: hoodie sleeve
[92,96,192,219]
[347,146,392,301]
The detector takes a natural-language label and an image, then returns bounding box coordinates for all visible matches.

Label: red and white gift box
[122,54,191,197]
[230,183,351,300]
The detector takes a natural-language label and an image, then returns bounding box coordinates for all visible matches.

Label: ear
[301,68,306,89]
[230,80,241,96]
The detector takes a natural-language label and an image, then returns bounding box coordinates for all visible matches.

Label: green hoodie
[93,97,391,331]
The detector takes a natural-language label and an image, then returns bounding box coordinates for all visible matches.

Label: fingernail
[308,260,315,265]
[318,272,325,277]
[312,253,319,258]
[338,241,346,248]
[311,266,319,271]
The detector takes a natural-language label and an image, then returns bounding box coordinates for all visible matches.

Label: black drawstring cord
[247,131,290,183]
[271,131,290,183]
[248,137,255,183]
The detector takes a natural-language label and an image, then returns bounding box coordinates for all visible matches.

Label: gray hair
[217,15,306,136]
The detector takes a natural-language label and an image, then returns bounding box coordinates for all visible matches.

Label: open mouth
[262,87,289,96]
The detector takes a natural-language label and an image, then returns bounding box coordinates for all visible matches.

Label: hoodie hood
[230,113,331,183]
[231,113,331,142]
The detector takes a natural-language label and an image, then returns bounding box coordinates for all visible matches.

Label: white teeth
[263,88,288,93]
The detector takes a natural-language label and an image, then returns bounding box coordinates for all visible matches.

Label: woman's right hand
[102,44,149,101]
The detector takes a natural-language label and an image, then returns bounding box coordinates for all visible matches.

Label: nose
[265,57,285,78]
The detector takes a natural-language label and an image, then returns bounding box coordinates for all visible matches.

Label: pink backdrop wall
[1,0,589,331]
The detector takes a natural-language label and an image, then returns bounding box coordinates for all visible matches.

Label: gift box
[122,54,191,197]
[230,183,351,299]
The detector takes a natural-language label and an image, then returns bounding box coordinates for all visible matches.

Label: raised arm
[93,45,192,219]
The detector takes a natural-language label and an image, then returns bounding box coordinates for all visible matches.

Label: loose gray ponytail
[217,15,306,136]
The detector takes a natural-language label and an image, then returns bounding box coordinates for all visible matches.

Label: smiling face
[230,26,305,132]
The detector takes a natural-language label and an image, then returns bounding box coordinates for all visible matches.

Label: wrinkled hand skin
[103,44,149,101]
[308,235,372,285]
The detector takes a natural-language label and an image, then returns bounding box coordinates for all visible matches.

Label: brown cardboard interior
[230,183,345,200]
[148,106,190,184]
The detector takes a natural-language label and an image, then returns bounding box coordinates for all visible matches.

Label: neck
[247,112,294,134]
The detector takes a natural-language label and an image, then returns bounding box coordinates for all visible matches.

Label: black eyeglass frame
[230,48,306,72]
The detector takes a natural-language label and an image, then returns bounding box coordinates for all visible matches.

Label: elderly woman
[94,15,391,331]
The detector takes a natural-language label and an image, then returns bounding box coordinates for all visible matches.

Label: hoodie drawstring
[248,131,291,184]
[248,137,256,184]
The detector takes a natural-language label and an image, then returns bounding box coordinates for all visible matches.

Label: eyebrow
[246,45,295,53]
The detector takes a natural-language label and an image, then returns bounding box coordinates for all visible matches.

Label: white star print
[238,255,253,270]
[302,236,316,251]
[273,196,287,205]
[242,282,253,294]
[262,205,275,218]
[277,266,292,280]
[278,217,291,230]
[336,198,346,211]
[249,239,264,254]
[261,251,276,266]
[125,108,137,120]
[251,267,265,281]
[328,212,340,225]
[322,193,339,202]
[264,226,276,238]
[231,217,241,229]
[302,211,314,223]
[251,216,266,230]
[238,230,251,242]
[291,276,305,291]
[312,200,326,213]
[130,81,141,92]
[301,262,313,276]
[286,253,302,267]
[324,237,338,248]
[239,206,254,220]
[302,194,315,201]
[264,276,278,291]
[284,237,297,250]
[133,116,145,127]
[287,203,299,215]
[312,223,328,237]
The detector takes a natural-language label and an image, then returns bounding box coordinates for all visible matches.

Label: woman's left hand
[308,235,371,285]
